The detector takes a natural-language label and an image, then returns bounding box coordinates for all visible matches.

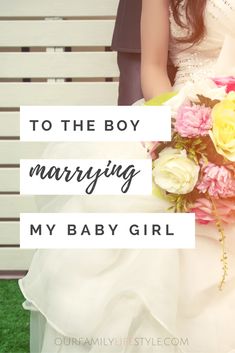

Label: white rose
[153,148,200,194]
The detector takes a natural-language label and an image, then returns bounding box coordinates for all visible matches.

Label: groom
[112,0,176,105]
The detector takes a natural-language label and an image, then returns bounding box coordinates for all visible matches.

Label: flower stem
[210,197,228,290]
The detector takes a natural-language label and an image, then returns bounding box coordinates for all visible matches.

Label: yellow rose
[153,148,200,194]
[209,98,235,162]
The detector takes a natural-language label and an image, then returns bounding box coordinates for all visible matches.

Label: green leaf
[145,91,178,106]
[152,183,167,200]
[192,138,203,146]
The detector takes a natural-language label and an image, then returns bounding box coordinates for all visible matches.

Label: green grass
[0,280,29,353]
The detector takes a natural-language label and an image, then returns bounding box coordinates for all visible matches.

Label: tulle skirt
[18,142,235,353]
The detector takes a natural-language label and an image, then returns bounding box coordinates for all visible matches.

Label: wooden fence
[0,0,119,277]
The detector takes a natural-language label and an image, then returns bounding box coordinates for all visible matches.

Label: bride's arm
[207,0,235,75]
[207,0,235,36]
[141,0,172,101]
[215,35,235,75]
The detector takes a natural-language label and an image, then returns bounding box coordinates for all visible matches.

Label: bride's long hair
[170,0,207,44]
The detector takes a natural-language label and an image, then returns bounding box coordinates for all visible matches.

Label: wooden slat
[0,222,19,244]
[0,270,27,279]
[1,141,119,164]
[0,168,19,191]
[0,112,18,136]
[0,248,35,270]
[0,140,132,164]
[0,0,118,17]
[1,141,137,165]
[0,83,118,107]
[0,196,38,217]
[0,52,119,78]
[0,20,115,47]
[0,141,114,164]
[0,195,74,217]
[0,142,48,164]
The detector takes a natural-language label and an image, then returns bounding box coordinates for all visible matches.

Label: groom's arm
[141,0,172,100]
[111,0,143,105]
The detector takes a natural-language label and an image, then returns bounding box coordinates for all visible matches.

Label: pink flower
[197,162,235,198]
[212,76,235,93]
[175,104,212,137]
[142,141,160,159]
[190,198,235,224]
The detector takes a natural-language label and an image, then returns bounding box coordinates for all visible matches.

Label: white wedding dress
[19,1,235,352]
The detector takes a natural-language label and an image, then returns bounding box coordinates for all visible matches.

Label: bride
[19,1,235,352]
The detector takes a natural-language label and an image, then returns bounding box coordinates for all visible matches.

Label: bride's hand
[214,35,235,76]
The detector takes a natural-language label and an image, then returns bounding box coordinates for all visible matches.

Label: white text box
[20,213,195,249]
[20,106,171,142]
[20,159,152,195]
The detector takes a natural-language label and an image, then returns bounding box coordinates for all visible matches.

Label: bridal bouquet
[144,76,235,289]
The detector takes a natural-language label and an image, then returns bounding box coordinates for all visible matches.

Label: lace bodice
[169,0,235,88]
